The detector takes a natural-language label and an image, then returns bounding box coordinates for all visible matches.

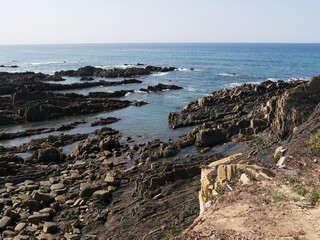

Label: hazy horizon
[1,0,320,45]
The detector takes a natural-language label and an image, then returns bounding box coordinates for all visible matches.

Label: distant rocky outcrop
[0,65,19,68]
[55,65,177,78]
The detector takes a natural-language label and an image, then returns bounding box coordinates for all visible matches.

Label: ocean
[1,43,320,147]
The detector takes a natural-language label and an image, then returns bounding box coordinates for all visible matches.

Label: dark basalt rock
[37,147,63,163]
[88,90,132,98]
[55,65,177,78]
[0,65,19,68]
[80,76,94,81]
[94,127,119,137]
[0,113,16,125]
[139,83,183,92]
[0,69,183,125]
[99,137,120,151]
[133,101,148,107]
[91,117,120,127]
[0,72,142,97]
[196,128,227,147]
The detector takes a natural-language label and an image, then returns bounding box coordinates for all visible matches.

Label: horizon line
[1,41,320,46]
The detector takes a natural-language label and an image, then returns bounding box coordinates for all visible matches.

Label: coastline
[0,62,320,238]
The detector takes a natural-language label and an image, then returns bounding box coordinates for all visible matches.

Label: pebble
[24,180,35,186]
[33,191,54,205]
[0,216,12,230]
[50,183,65,191]
[65,200,75,206]
[79,184,101,197]
[13,235,30,240]
[39,208,53,214]
[14,222,27,232]
[28,213,51,224]
[43,222,58,234]
[3,230,16,238]
[22,200,41,212]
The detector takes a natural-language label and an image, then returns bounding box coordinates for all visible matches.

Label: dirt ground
[172,106,320,240]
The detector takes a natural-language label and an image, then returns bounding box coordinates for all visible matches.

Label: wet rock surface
[0,123,223,239]
[0,69,182,126]
[169,77,320,152]
[1,66,320,239]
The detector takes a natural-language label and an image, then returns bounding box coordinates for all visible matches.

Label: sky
[0,0,319,44]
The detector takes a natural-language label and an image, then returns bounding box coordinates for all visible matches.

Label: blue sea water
[1,43,320,147]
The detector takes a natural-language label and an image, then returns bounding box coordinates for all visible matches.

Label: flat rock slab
[33,191,54,205]
[50,183,65,191]
[28,213,51,224]
[0,216,12,231]
[92,190,111,201]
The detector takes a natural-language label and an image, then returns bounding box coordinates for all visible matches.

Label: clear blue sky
[1,0,319,44]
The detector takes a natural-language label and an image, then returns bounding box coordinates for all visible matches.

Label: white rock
[240,173,251,185]
[276,156,286,168]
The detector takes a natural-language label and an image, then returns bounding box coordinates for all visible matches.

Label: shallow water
[1,43,320,147]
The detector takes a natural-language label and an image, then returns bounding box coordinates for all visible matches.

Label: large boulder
[99,137,120,151]
[24,105,64,122]
[37,147,62,163]
[72,139,99,156]
[196,128,226,147]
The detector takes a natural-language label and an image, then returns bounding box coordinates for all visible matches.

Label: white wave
[152,72,169,77]
[287,77,309,82]
[94,65,110,69]
[125,92,132,96]
[175,68,193,72]
[218,73,239,77]
[114,64,138,69]
[186,86,196,92]
[134,90,148,94]
[228,81,261,88]
[229,82,242,87]
[30,61,67,66]
[267,77,309,82]
[248,81,261,85]
[266,77,281,82]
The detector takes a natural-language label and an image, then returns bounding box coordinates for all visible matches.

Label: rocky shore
[1,65,320,239]
[0,66,183,125]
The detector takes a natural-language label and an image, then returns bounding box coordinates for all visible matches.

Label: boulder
[37,147,62,163]
[99,137,120,151]
[196,128,226,147]
[32,191,54,206]
[21,200,41,212]
[79,184,102,198]
[162,146,179,158]
[92,190,111,201]
[2,230,16,238]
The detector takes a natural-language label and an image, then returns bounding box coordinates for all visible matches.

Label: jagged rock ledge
[55,65,177,78]
[0,70,183,126]
[169,77,320,149]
